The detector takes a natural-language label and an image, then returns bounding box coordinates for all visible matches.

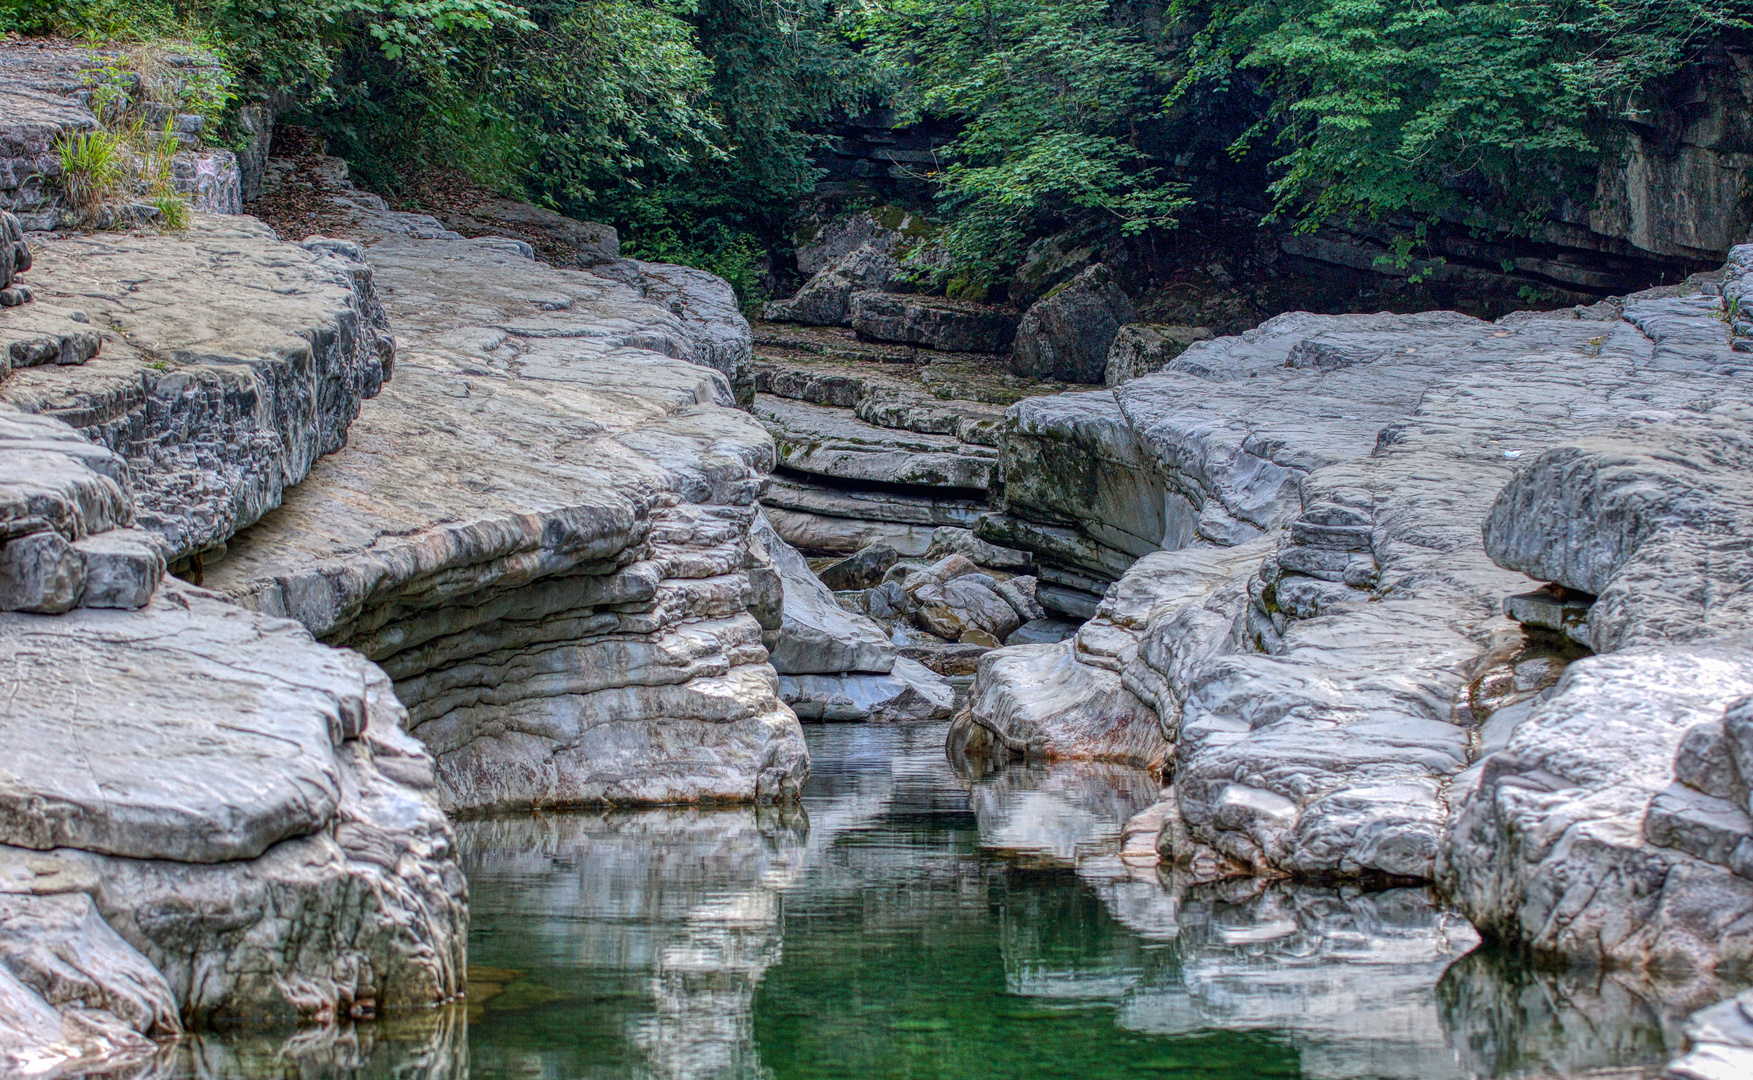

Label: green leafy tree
[1177,0,1753,233]
[858,0,1190,290]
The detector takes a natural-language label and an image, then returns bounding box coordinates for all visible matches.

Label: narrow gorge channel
[6,38,1753,1080]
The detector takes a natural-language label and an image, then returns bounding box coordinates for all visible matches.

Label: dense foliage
[854,0,1190,289]
[4,0,1747,292]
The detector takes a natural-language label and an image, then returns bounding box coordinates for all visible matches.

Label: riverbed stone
[1010,264,1135,384]
[779,658,954,722]
[757,393,998,490]
[753,509,895,677]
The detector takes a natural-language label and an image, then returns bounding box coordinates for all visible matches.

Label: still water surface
[456,723,1683,1080]
[174,722,1703,1078]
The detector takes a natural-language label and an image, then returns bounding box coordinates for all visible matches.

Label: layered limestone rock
[751,510,955,722]
[171,189,808,812]
[1,218,393,562]
[956,274,1753,888]
[1443,391,1753,973]
[0,216,464,1069]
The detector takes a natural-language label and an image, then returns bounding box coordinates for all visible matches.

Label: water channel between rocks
[173,723,1712,1079]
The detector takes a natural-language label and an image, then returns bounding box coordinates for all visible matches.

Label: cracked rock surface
[957,270,1753,898]
[202,185,807,814]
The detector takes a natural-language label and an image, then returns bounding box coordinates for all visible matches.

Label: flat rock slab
[756,393,998,491]
[2,218,392,560]
[0,583,364,863]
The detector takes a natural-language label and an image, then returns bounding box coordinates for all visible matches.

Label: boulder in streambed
[1010,264,1136,384]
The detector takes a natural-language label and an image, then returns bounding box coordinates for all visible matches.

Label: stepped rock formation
[0,82,809,1067]
[949,265,1753,949]
[0,216,462,1072]
[190,163,806,813]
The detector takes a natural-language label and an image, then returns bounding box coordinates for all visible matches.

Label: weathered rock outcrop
[0,213,466,1068]
[0,135,802,1068]
[1443,391,1753,973]
[2,220,393,562]
[150,186,807,813]
[957,274,1753,891]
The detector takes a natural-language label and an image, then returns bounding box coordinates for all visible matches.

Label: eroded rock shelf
[2,48,1753,1078]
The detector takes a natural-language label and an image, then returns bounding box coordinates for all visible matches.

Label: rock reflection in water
[146,721,1737,1079]
[459,807,808,1080]
[1113,882,1480,1080]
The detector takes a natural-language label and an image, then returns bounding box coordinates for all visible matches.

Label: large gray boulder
[751,509,956,720]
[0,580,465,1059]
[1010,264,1136,383]
[764,242,897,327]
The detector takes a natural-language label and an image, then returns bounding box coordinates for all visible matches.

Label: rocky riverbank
[4,39,1753,1079]
[0,50,830,1071]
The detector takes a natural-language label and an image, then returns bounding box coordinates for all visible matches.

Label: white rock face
[0,157,794,1064]
[194,192,807,814]
[1444,383,1753,974]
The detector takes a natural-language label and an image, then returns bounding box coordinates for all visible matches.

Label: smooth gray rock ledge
[958,279,1753,901]
[0,581,465,1073]
[199,193,807,813]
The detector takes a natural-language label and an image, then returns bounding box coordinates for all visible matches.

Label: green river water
[174,722,1709,1078]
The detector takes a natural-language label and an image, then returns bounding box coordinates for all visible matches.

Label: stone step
[754,393,997,491]
[763,475,989,529]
